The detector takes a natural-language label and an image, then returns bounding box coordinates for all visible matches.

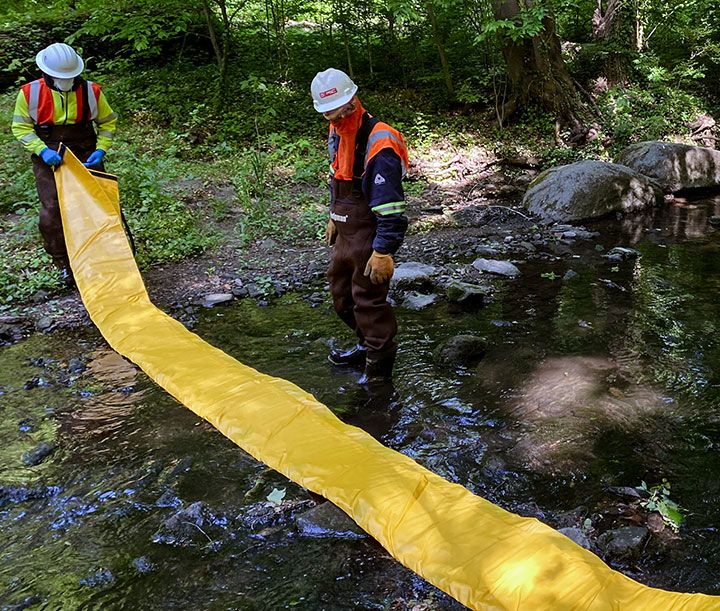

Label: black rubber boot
[358,347,396,385]
[328,344,367,367]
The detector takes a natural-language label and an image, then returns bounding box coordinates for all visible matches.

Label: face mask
[53,78,74,92]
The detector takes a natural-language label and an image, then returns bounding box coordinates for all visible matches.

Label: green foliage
[478,4,548,44]
[598,84,704,147]
[637,479,684,532]
[68,0,197,55]
[0,240,63,305]
[111,142,218,266]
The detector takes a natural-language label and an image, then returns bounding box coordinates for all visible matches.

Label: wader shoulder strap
[353,112,380,187]
[79,79,91,125]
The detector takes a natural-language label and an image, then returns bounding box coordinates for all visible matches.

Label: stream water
[2,195,720,609]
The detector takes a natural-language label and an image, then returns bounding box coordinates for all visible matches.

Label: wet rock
[245,283,264,299]
[17,418,36,433]
[519,241,536,252]
[598,526,649,558]
[618,141,720,192]
[155,490,182,508]
[710,216,720,227]
[0,322,24,345]
[563,270,579,281]
[4,595,42,610]
[434,335,487,367]
[35,317,54,332]
[390,262,438,289]
[558,527,592,551]
[32,290,50,303]
[21,442,56,466]
[132,556,157,574]
[401,292,438,311]
[472,258,520,278]
[201,293,234,308]
[295,502,366,539]
[231,284,249,298]
[67,357,86,374]
[523,161,663,222]
[79,569,115,588]
[239,503,279,531]
[603,247,641,262]
[0,484,61,507]
[445,281,489,306]
[491,320,514,327]
[152,501,226,547]
[475,245,501,257]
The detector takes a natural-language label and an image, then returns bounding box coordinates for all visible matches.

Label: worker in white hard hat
[11,42,118,286]
[311,68,409,385]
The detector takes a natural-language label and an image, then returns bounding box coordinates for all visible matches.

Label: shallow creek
[1,196,720,609]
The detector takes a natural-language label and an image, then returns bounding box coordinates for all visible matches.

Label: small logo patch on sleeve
[374,174,386,185]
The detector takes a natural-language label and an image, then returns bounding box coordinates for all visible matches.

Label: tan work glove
[325,219,337,246]
[363,251,394,284]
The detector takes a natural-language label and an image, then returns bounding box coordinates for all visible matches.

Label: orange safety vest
[329,113,409,182]
[21,78,102,126]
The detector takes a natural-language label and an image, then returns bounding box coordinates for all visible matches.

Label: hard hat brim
[36,50,84,78]
[313,84,358,113]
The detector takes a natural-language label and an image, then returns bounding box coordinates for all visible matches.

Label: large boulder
[522,161,663,223]
[617,141,720,192]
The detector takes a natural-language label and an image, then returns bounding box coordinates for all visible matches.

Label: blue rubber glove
[39,147,62,167]
[83,149,105,168]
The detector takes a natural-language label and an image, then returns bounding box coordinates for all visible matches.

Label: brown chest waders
[32,123,101,271]
[327,178,397,360]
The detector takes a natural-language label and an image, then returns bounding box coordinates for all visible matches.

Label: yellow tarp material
[55,148,719,610]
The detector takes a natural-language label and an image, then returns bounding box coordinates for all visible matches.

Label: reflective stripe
[87,81,98,120]
[21,132,40,143]
[98,130,114,139]
[365,130,403,164]
[97,112,117,124]
[373,201,406,215]
[12,114,33,124]
[28,81,41,122]
[365,128,408,176]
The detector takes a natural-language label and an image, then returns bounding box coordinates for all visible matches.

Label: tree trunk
[492,0,588,139]
[201,0,229,107]
[426,1,454,95]
[592,0,636,86]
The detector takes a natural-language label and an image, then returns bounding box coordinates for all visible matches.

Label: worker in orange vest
[12,43,117,285]
[311,68,409,384]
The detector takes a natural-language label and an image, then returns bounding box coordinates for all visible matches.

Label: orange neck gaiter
[331,99,365,181]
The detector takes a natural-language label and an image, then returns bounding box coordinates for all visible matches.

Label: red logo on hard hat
[319,88,338,98]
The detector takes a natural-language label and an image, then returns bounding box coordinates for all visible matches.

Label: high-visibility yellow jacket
[12,78,117,155]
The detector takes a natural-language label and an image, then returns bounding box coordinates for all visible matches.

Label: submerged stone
[434,335,487,367]
[79,569,115,588]
[558,527,592,551]
[295,502,366,539]
[401,292,438,311]
[445,281,489,306]
[603,247,641,262]
[21,442,56,466]
[598,526,649,558]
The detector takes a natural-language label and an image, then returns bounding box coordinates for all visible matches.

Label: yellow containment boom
[55,148,719,610]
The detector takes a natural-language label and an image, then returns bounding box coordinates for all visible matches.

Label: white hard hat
[311,68,358,113]
[36,43,84,79]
